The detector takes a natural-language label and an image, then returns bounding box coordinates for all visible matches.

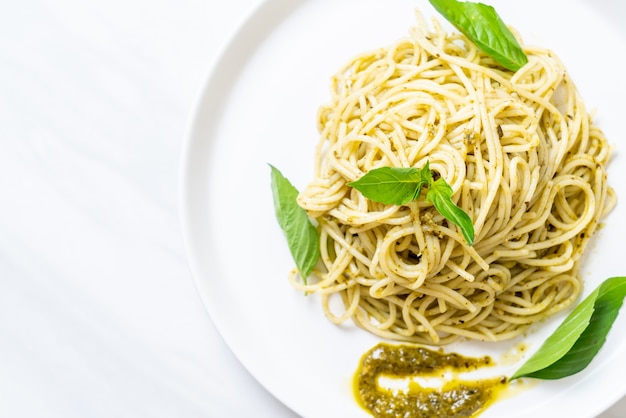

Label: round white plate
[181,1,626,417]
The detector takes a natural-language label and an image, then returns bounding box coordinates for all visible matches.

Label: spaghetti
[291,13,615,345]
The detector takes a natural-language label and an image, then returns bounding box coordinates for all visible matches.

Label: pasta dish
[289,13,615,345]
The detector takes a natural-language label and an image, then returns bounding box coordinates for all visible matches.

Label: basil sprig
[512,276,626,380]
[348,163,474,245]
[269,165,320,282]
[428,0,528,71]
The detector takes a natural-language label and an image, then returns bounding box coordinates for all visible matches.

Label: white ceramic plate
[181,1,626,416]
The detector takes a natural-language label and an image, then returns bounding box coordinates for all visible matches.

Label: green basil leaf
[511,276,626,380]
[347,166,430,206]
[269,164,320,282]
[426,178,475,245]
[428,0,528,71]
[348,164,474,245]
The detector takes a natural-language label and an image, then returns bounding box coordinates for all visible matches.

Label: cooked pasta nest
[290,14,615,345]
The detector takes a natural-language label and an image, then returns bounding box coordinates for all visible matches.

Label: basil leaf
[348,164,474,245]
[347,166,430,205]
[428,0,528,71]
[511,276,626,380]
[269,164,320,282]
[426,178,475,245]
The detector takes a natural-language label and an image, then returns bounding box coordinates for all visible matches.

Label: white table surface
[1,1,625,417]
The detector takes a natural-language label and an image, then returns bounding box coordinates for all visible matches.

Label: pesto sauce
[354,343,508,418]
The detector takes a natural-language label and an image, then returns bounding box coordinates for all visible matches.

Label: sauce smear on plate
[354,343,508,417]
